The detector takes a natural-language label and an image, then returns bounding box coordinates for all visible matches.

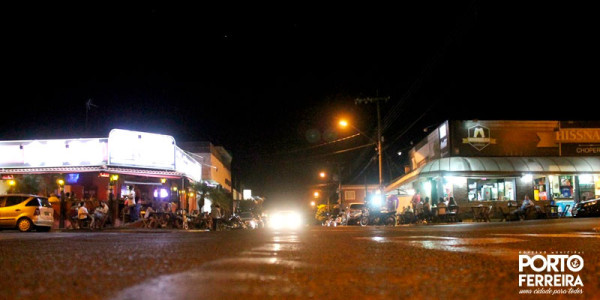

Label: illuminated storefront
[0,129,203,220]
[386,121,600,218]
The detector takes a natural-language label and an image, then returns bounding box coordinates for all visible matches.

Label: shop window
[504,180,515,201]
[578,174,596,201]
[467,178,515,201]
[557,175,574,199]
[533,177,548,201]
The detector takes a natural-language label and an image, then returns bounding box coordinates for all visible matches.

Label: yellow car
[0,194,54,232]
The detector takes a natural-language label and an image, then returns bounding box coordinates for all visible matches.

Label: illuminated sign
[2,175,14,180]
[99,172,110,178]
[66,174,80,184]
[243,189,252,200]
[556,129,600,143]
[0,139,108,168]
[462,125,496,151]
[108,129,176,170]
[175,147,202,182]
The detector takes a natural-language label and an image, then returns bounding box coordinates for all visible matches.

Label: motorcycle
[359,208,396,226]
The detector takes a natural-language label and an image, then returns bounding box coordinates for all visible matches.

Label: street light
[319,171,326,178]
[339,118,383,191]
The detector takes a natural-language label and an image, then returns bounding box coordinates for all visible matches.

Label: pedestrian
[211,204,222,231]
[128,186,137,222]
[48,193,60,223]
[411,192,421,211]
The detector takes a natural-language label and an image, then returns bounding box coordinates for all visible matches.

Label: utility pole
[355,96,389,193]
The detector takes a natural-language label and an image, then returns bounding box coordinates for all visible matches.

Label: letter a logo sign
[463,125,496,151]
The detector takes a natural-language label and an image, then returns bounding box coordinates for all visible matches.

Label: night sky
[1,3,595,208]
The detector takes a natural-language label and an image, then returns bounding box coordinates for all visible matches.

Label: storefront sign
[560,144,600,156]
[537,128,600,156]
[175,147,202,182]
[462,125,497,151]
[1,174,14,180]
[108,129,176,170]
[0,139,108,168]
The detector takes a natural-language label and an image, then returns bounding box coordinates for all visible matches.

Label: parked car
[239,211,259,229]
[347,203,366,225]
[0,194,54,232]
[572,198,600,218]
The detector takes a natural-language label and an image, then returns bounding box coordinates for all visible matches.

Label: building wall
[340,185,380,209]
[178,141,233,193]
[202,154,232,192]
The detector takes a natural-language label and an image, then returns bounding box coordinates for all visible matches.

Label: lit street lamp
[339,117,383,193]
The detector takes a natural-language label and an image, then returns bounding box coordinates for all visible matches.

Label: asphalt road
[1,218,599,300]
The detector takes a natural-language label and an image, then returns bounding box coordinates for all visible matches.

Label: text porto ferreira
[518,251,584,295]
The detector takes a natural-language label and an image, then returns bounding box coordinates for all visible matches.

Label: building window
[345,191,356,200]
[467,178,515,201]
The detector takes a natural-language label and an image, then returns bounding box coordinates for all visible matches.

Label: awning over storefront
[0,166,183,179]
[386,156,600,193]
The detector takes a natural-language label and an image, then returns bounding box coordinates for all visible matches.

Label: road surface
[1,218,599,299]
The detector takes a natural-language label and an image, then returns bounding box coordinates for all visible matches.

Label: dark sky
[1,2,596,208]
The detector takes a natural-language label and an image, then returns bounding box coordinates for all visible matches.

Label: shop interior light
[445,176,466,186]
[160,178,167,184]
[423,181,432,193]
[153,188,170,198]
[579,174,593,184]
[110,174,119,181]
[521,174,533,183]
[8,179,16,186]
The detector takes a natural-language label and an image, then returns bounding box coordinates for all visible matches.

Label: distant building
[339,184,380,209]
[179,142,233,193]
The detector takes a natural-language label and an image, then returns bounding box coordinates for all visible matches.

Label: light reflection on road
[357,236,526,259]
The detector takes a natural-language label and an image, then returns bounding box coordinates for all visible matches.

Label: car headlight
[269,211,302,229]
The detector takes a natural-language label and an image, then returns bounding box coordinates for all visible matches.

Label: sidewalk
[51,219,210,233]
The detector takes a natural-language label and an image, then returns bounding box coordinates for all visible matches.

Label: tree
[189,182,233,216]
[315,204,329,222]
